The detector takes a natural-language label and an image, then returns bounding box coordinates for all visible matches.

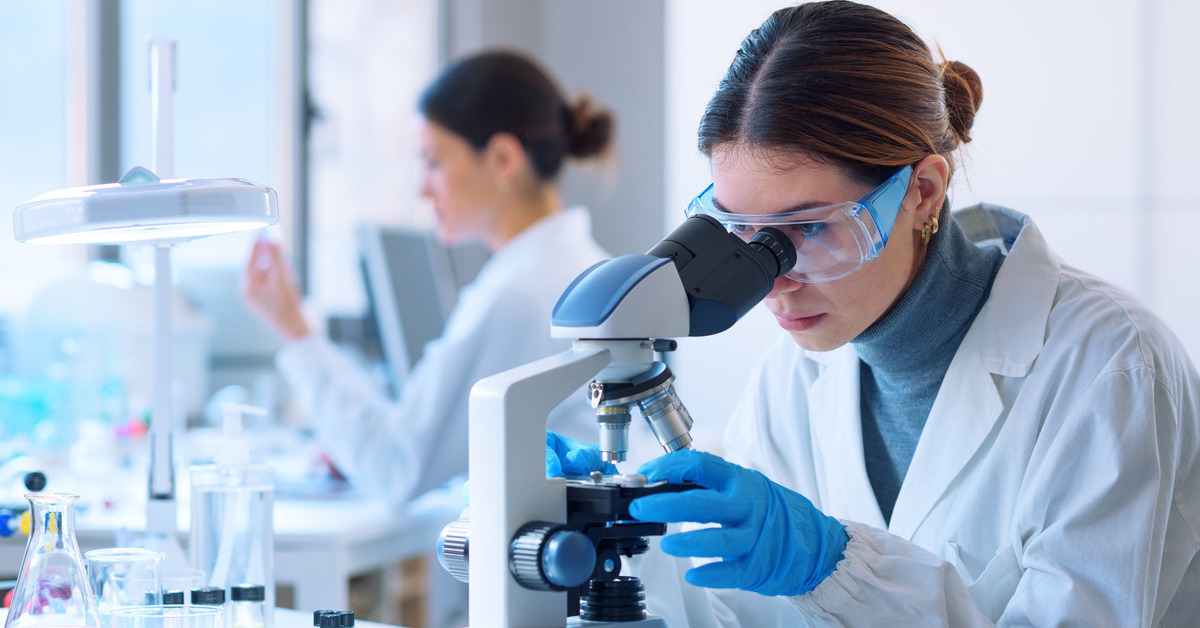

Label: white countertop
[0,606,407,628]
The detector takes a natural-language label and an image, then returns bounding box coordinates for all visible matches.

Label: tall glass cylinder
[189,464,273,628]
[4,493,102,628]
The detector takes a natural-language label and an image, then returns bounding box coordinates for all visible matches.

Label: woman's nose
[767,273,802,299]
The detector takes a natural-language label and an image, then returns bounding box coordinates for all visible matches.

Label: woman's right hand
[242,237,313,341]
[545,430,616,477]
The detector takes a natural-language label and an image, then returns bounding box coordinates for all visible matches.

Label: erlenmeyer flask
[4,493,101,628]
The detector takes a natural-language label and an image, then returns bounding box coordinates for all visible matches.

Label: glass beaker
[158,569,205,597]
[84,547,164,627]
[3,492,102,628]
[109,606,221,628]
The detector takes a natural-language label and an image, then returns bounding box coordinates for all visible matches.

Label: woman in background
[244,49,619,509]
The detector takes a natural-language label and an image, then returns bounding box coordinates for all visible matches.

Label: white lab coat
[643,205,1200,626]
[277,207,649,508]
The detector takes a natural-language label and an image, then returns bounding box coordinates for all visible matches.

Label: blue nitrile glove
[629,449,848,597]
[545,430,618,477]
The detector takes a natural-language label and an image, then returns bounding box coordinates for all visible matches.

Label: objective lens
[637,385,693,452]
[597,408,632,463]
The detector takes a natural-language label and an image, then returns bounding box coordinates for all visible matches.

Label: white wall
[306,0,441,318]
[442,0,667,257]
[665,0,1200,451]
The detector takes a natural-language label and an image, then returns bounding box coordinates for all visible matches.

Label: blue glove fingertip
[658,533,689,557]
[628,497,649,521]
[683,563,731,590]
[637,448,731,487]
[683,568,705,589]
[563,448,593,475]
[546,446,564,477]
[628,493,676,522]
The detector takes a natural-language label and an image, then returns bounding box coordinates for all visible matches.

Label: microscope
[438,214,796,627]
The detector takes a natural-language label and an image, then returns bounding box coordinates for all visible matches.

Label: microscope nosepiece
[592,363,696,461]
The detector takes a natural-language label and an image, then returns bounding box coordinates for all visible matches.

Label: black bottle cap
[314,611,335,626]
[231,584,266,602]
[191,586,225,605]
[23,472,46,492]
[337,611,354,627]
[318,613,341,628]
[162,590,185,605]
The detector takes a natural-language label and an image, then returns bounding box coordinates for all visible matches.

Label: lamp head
[14,166,278,245]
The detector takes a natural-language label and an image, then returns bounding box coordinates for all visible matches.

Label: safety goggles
[685,164,914,282]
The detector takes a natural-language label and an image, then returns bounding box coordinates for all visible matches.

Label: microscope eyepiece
[647,214,798,337]
[749,227,797,280]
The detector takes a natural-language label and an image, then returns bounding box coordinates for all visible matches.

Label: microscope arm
[467,344,612,627]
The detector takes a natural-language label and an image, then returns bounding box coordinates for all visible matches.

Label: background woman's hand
[242,237,313,341]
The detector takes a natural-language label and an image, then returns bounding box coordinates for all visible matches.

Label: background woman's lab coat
[276,207,639,508]
[646,205,1200,626]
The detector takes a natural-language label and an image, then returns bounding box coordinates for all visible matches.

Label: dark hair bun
[941,60,983,144]
[565,93,615,159]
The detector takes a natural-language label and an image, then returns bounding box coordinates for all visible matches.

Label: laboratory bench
[0,606,408,628]
[285,608,406,628]
[0,485,463,627]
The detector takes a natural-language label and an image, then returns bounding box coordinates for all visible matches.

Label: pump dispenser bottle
[189,404,274,628]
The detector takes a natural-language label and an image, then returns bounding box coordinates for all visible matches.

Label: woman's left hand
[629,449,848,597]
[545,430,616,477]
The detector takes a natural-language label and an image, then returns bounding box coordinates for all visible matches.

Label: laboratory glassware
[3,492,102,628]
[108,606,221,628]
[84,547,164,627]
[187,589,224,628]
[227,585,265,628]
[158,568,204,596]
[189,404,273,628]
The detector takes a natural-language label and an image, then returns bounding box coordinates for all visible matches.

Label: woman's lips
[773,312,826,332]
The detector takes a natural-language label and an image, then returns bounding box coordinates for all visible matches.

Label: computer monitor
[357,224,489,398]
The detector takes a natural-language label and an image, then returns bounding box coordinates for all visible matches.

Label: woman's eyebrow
[711,193,835,214]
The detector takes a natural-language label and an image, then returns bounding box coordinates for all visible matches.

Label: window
[0,3,76,325]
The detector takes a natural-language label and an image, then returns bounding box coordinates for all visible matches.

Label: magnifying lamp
[14,165,277,245]
[12,165,278,551]
[11,37,278,568]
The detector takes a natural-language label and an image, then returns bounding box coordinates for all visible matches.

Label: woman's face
[709,148,928,352]
[417,119,499,245]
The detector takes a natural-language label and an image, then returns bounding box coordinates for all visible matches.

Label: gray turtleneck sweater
[851,211,1004,524]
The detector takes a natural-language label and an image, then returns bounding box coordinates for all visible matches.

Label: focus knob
[437,518,471,583]
[510,522,596,591]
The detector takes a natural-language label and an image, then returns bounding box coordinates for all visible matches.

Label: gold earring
[922,213,941,245]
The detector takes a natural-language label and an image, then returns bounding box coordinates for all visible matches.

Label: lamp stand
[141,37,186,570]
